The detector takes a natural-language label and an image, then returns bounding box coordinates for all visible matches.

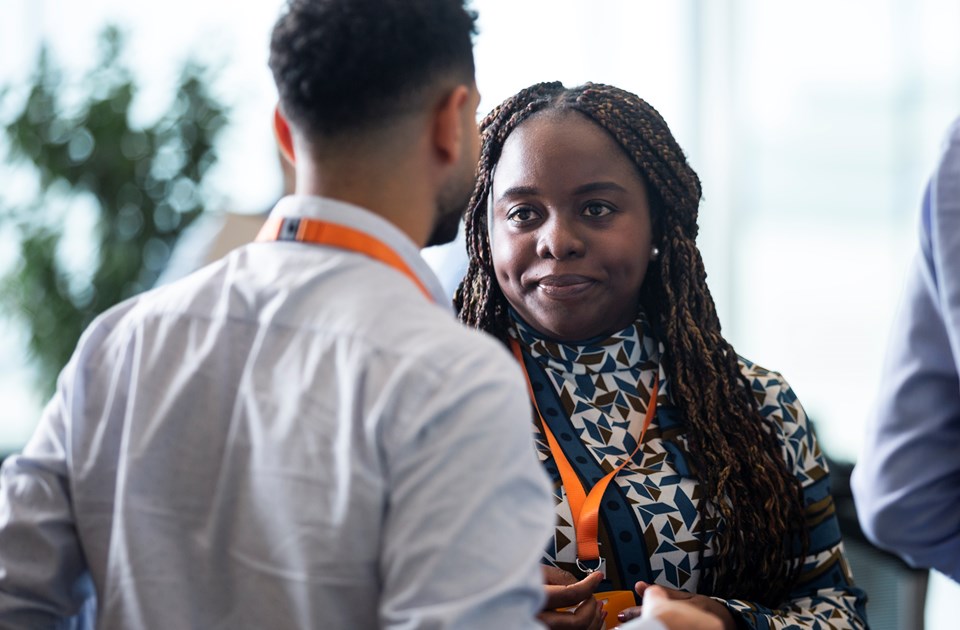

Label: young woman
[455,82,867,629]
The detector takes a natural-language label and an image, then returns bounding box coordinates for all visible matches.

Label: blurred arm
[852,117,960,581]
[0,363,94,627]
[378,349,554,629]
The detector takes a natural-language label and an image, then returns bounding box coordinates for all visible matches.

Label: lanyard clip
[576,556,606,578]
[278,217,301,241]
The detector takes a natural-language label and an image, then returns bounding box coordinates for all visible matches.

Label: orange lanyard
[256,215,433,301]
[509,338,658,567]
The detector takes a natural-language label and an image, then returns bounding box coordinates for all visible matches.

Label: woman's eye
[506,206,539,225]
[582,202,614,218]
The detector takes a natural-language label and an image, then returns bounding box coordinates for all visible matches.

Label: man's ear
[432,84,471,166]
[274,105,296,165]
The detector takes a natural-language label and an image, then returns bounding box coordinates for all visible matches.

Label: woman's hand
[538,566,606,630]
[616,581,735,630]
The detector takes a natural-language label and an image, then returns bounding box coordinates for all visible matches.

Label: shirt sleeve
[720,373,868,629]
[0,358,96,628]
[377,341,554,629]
[850,116,960,581]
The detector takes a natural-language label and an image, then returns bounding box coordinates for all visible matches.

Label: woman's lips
[534,274,597,299]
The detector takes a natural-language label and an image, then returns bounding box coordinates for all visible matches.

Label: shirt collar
[269,194,451,308]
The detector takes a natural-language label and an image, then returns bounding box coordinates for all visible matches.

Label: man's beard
[425,206,464,247]
[426,165,476,247]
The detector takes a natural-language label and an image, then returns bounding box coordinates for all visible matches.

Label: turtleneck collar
[508,309,660,376]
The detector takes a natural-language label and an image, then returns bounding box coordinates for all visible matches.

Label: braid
[456,82,808,605]
[455,82,565,337]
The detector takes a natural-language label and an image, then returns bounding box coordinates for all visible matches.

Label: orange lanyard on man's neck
[256,215,433,301]
[509,338,658,568]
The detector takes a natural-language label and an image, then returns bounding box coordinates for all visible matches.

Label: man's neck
[294,158,435,248]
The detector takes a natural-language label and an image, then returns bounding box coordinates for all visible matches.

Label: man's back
[0,196,553,628]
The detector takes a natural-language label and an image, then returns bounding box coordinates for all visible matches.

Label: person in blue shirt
[852,115,960,583]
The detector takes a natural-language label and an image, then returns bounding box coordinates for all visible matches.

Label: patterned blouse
[510,313,868,629]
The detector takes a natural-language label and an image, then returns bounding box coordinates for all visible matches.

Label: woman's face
[489,111,654,342]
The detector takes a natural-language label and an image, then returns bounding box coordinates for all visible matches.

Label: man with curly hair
[0,1,556,627]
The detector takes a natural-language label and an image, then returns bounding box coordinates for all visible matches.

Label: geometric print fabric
[510,312,867,629]
[511,313,714,595]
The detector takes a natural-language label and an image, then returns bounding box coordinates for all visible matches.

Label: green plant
[0,26,228,398]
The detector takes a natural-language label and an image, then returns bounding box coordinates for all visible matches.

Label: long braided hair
[455,82,807,605]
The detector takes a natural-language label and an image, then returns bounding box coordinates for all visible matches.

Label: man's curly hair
[269,0,478,137]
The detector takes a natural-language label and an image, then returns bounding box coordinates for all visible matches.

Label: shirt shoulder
[737,357,802,427]
[737,357,824,481]
[68,246,525,410]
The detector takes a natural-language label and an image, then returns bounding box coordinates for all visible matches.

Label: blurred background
[1,0,959,626]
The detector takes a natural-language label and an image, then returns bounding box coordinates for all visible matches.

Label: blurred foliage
[0,26,228,398]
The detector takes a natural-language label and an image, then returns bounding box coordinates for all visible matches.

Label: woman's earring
[650,246,661,261]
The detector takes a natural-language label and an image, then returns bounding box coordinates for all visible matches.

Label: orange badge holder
[560,590,636,629]
[595,590,636,628]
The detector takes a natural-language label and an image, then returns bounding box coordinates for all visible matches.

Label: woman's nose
[536,215,585,260]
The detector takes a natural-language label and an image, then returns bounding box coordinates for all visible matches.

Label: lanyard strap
[256,215,433,301]
[509,338,658,564]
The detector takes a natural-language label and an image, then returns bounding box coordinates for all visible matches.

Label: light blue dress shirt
[852,117,960,582]
[0,195,555,628]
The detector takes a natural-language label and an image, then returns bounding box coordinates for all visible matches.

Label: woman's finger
[538,596,603,630]
[544,571,603,610]
[615,604,642,623]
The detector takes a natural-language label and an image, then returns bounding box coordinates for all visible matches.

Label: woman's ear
[273,105,296,166]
